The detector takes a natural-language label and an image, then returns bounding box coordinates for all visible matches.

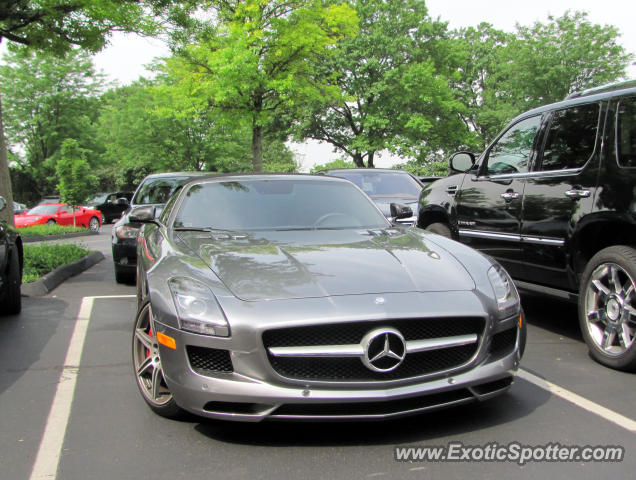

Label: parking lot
[0,225,634,480]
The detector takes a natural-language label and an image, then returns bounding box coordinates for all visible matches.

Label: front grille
[187,346,233,375]
[263,317,484,382]
[489,328,517,359]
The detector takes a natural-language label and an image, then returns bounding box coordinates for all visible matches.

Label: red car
[15,203,102,231]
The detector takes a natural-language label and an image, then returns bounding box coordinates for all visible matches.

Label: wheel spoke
[620,324,634,349]
[151,364,163,401]
[601,328,616,350]
[137,356,153,377]
[624,284,634,301]
[135,328,153,350]
[591,279,610,301]
[609,265,622,293]
[625,306,636,327]
[587,310,604,324]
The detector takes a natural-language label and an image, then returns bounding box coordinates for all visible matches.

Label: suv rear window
[617,96,636,168]
[539,103,600,171]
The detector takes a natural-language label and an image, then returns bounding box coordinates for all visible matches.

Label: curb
[22,231,100,243]
[21,251,105,297]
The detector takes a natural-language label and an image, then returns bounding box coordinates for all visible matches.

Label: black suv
[112,172,208,284]
[418,81,636,371]
[0,196,22,315]
[85,191,133,224]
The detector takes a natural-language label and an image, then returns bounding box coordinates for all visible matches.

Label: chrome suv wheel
[133,303,183,418]
[579,246,636,371]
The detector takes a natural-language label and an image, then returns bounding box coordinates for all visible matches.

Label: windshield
[332,171,421,198]
[27,205,59,215]
[174,179,389,231]
[86,194,108,205]
[132,177,191,205]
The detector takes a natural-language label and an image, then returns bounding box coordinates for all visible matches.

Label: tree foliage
[165,0,358,172]
[0,0,192,223]
[294,0,468,168]
[56,138,98,207]
[453,11,633,149]
[1,47,104,202]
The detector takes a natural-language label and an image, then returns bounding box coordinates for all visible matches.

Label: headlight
[487,264,520,319]
[115,225,140,239]
[168,277,230,337]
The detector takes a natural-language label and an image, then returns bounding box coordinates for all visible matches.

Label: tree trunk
[352,152,364,168]
[367,151,375,168]
[252,123,263,173]
[0,91,15,226]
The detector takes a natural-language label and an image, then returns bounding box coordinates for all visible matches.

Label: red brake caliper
[146,327,153,358]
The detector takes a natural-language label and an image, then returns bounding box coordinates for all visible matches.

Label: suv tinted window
[486,116,541,175]
[540,103,599,171]
[617,96,636,168]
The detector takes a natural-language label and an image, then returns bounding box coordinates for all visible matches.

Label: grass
[19,224,89,237]
[23,244,91,283]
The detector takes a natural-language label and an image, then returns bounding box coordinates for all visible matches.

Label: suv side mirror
[390,203,413,220]
[450,152,475,173]
[115,197,129,206]
[0,196,6,212]
[128,206,158,224]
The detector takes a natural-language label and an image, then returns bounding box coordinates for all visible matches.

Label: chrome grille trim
[268,334,478,358]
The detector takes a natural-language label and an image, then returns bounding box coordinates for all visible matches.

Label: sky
[4,1,636,171]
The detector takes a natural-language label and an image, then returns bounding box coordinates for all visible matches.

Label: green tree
[454,11,633,149]
[56,139,98,225]
[1,47,105,201]
[0,0,191,224]
[97,77,297,187]
[166,0,358,172]
[294,0,468,168]
[309,157,354,173]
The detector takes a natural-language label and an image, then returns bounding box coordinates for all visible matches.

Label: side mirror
[115,197,129,206]
[390,203,413,220]
[128,206,158,224]
[450,152,475,173]
[0,196,6,212]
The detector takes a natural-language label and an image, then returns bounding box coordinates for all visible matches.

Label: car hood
[14,214,43,226]
[370,196,419,218]
[177,229,475,301]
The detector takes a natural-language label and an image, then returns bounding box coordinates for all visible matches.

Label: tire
[578,245,636,371]
[88,216,100,232]
[425,222,451,238]
[132,302,184,419]
[114,265,135,284]
[0,249,22,315]
[46,219,56,226]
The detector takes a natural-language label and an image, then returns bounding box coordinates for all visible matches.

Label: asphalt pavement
[0,225,633,480]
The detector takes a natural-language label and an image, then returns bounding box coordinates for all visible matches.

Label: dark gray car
[132,174,526,421]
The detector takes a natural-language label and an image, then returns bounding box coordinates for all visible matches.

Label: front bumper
[112,239,137,269]
[154,312,525,422]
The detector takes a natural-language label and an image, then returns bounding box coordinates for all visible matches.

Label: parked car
[36,195,60,205]
[325,168,424,225]
[132,174,526,421]
[85,192,133,224]
[0,196,22,315]
[12,202,29,215]
[112,172,209,284]
[14,203,102,231]
[417,80,636,371]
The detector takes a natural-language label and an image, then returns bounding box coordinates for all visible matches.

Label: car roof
[326,168,409,174]
[511,84,636,123]
[179,172,352,188]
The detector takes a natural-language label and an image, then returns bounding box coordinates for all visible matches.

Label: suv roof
[565,79,636,100]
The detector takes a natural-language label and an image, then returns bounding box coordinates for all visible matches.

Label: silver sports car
[132,174,526,421]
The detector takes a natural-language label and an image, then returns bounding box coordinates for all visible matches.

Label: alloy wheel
[583,262,636,356]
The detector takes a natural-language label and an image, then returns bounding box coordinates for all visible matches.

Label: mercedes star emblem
[361,327,406,372]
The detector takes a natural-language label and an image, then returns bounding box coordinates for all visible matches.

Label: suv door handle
[500,191,520,201]
[564,189,591,199]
